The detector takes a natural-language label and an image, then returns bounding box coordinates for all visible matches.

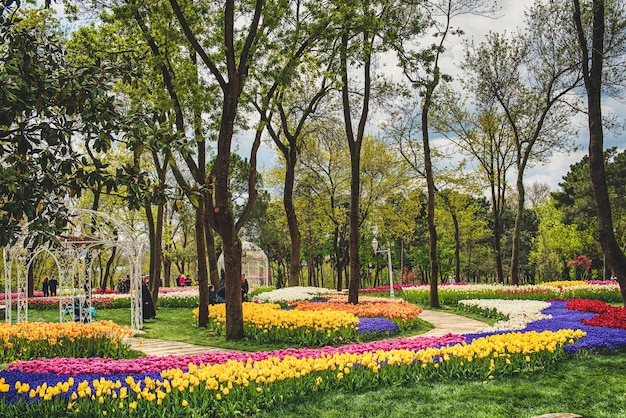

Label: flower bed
[2,298,626,416]
[290,297,423,335]
[540,280,589,287]
[462,299,626,353]
[401,282,622,305]
[194,302,359,346]
[194,295,423,345]
[562,298,626,329]
[0,321,134,362]
[0,327,584,416]
[356,317,399,337]
[254,286,336,304]
[458,299,551,332]
[291,298,422,322]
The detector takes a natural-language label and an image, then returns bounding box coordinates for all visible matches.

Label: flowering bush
[0,321,134,362]
[567,254,592,280]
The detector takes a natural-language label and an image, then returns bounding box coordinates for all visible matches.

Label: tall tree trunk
[341,30,370,305]
[307,226,316,287]
[204,213,220,290]
[213,94,244,340]
[423,87,440,308]
[510,172,525,285]
[102,246,117,292]
[150,201,165,305]
[195,198,210,328]
[490,183,505,282]
[573,0,626,305]
[347,144,362,304]
[452,212,461,282]
[162,255,172,288]
[334,226,343,291]
[284,145,302,287]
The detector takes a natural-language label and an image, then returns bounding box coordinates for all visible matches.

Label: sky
[235,0,625,194]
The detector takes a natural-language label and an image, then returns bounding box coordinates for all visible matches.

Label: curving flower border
[1,298,626,416]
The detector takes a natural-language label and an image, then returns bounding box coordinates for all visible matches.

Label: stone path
[123,337,237,356]
[419,309,487,337]
[124,309,488,357]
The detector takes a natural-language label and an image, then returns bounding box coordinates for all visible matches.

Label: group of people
[41,276,58,297]
[209,272,249,305]
[177,273,192,287]
[42,269,249,319]
[116,275,132,293]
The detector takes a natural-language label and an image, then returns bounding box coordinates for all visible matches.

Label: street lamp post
[372,238,394,299]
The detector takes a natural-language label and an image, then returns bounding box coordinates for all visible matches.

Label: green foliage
[0,3,122,247]
[529,197,584,281]
[552,148,626,274]
[454,304,508,322]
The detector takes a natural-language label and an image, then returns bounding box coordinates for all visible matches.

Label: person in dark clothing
[48,277,58,296]
[123,275,131,293]
[241,274,249,302]
[141,276,156,320]
[219,268,225,287]
[216,285,226,303]
[209,284,218,305]
[42,276,49,297]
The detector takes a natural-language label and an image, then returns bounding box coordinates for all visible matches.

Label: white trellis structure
[217,241,269,287]
[2,208,146,331]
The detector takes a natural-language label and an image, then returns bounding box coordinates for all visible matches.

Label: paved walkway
[419,309,487,337]
[124,310,488,357]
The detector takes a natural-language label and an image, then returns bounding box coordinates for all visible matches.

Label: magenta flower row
[9,334,465,375]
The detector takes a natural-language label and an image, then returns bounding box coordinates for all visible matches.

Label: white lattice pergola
[218,241,269,287]
[2,208,146,331]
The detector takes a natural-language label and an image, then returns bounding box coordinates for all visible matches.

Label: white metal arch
[2,208,146,331]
